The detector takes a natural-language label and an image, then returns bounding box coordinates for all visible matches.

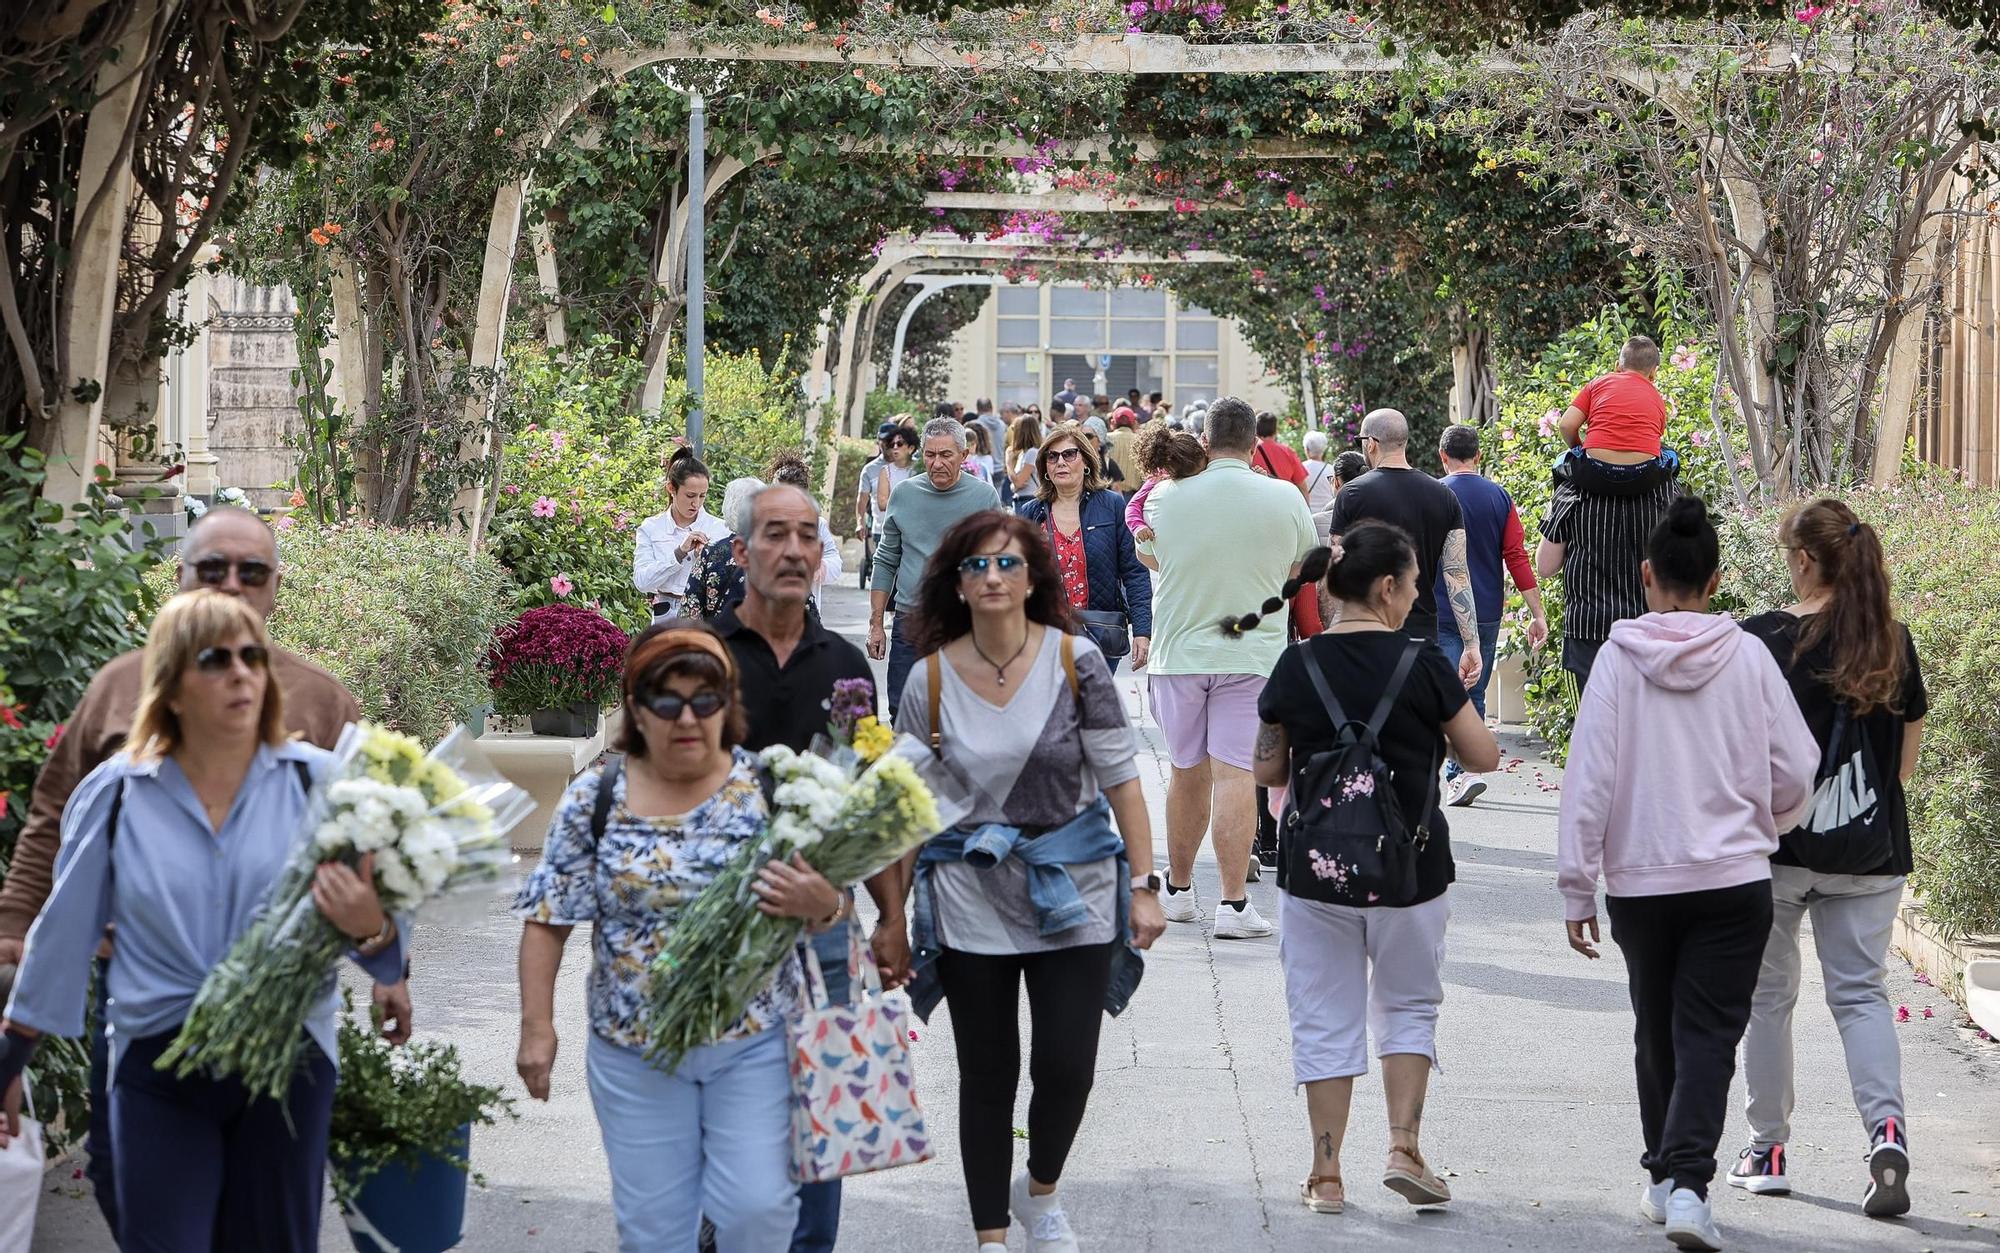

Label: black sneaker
[1256,840,1279,869]
[1863,1116,1911,1217]
[1726,1143,1791,1196]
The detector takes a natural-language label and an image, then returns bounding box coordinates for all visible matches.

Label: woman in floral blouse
[514,625,845,1253]
[1016,427,1153,671]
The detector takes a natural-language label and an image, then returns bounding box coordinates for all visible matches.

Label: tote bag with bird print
[787,923,933,1183]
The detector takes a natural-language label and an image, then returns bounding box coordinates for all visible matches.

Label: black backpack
[1781,704,1897,874]
[1281,641,1433,907]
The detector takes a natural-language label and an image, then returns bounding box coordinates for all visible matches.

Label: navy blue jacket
[1018,489,1153,637]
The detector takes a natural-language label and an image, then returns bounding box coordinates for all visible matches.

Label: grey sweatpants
[1742,864,1907,1149]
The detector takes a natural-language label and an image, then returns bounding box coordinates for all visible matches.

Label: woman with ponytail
[1726,500,1927,1217]
[1249,522,1499,1218]
[1557,497,1820,1252]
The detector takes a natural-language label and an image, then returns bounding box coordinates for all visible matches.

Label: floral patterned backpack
[1280,640,1431,907]
[786,923,934,1183]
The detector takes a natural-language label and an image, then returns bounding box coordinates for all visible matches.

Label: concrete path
[32,583,2000,1251]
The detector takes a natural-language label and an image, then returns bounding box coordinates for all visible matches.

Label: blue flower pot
[342,1122,471,1253]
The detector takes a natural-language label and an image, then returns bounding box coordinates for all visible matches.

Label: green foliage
[0,441,164,860]
[864,391,926,428]
[1719,480,2000,937]
[486,341,817,632]
[830,437,881,538]
[329,990,515,1209]
[1485,297,1742,759]
[263,524,514,742]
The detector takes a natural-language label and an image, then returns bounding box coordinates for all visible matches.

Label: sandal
[1300,1174,1345,1214]
[1383,1145,1451,1206]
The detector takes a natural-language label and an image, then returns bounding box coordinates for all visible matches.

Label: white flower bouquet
[639,731,969,1074]
[155,724,534,1100]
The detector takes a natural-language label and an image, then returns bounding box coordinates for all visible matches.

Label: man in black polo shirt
[713,481,882,1253]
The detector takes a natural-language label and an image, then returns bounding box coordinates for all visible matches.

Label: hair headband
[626,627,736,699]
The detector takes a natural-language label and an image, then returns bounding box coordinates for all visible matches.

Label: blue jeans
[886,614,919,724]
[790,930,855,1253]
[1437,620,1502,780]
[588,1029,799,1253]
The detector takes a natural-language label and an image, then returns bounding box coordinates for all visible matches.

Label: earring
[957,591,966,602]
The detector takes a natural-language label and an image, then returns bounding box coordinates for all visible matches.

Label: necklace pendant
[997,674,1007,685]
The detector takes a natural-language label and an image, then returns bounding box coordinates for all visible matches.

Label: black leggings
[937,942,1117,1231]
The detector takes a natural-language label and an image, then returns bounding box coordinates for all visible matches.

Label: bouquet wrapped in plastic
[640,707,968,1074]
[156,724,534,1100]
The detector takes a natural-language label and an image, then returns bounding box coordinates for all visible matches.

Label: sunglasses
[958,554,1028,578]
[640,690,727,721]
[195,644,270,673]
[191,556,275,588]
[1046,447,1085,463]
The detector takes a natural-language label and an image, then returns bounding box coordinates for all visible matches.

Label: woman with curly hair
[880,511,1164,1253]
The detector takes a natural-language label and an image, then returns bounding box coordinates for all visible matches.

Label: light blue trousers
[587,1029,800,1253]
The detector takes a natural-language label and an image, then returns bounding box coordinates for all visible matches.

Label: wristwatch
[1129,873,1162,894]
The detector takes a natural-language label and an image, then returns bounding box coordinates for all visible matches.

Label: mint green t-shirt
[1143,458,1318,677]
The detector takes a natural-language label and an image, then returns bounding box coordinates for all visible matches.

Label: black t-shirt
[1258,632,1469,906]
[717,605,876,754]
[1742,611,1928,875]
[1327,468,1464,634]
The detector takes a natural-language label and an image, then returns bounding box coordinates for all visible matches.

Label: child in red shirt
[1554,335,1681,497]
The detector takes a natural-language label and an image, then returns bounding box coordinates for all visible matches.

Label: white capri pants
[1278,890,1450,1085]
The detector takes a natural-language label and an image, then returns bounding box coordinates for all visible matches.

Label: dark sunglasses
[1046,447,1085,463]
[640,690,727,721]
[191,556,275,588]
[195,644,270,673]
[958,554,1028,578]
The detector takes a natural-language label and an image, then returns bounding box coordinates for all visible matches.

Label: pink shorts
[1148,672,1266,771]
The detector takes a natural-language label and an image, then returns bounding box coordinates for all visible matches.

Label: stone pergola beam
[923,190,1242,212]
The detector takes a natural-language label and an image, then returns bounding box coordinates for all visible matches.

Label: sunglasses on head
[640,690,727,721]
[191,556,275,588]
[958,554,1027,578]
[195,644,270,673]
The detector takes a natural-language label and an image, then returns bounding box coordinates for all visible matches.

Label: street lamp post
[686,93,706,455]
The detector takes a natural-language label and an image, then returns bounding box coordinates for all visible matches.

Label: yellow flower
[852,716,895,764]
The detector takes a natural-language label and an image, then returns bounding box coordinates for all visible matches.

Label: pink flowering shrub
[485,604,630,716]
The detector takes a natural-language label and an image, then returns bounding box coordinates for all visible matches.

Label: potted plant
[330,993,514,1253]
[484,603,629,737]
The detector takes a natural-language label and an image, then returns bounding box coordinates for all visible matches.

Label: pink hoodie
[1557,611,1820,922]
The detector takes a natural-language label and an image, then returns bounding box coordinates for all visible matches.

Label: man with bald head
[0,505,406,1233]
[1327,409,1483,691]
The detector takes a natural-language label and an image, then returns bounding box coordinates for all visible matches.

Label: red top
[1501,502,1537,593]
[1051,525,1089,608]
[1253,439,1308,486]
[1573,371,1666,455]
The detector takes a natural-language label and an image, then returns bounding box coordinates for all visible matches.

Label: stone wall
[204,275,302,509]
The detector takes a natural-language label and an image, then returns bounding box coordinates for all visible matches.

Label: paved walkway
[32,584,2000,1250]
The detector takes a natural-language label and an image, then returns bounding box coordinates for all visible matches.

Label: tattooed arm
[1441,528,1482,690]
[1253,721,1289,789]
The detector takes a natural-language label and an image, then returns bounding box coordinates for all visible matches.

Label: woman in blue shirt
[0,589,403,1252]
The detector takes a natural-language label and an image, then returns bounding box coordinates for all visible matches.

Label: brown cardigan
[0,645,359,940]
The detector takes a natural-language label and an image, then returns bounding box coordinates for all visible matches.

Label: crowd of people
[0,341,1932,1253]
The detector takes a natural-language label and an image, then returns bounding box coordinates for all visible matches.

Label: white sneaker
[1639,1178,1671,1223]
[1011,1171,1080,1253]
[1160,882,1200,923]
[1446,774,1487,807]
[1663,1188,1723,1250]
[1212,899,1274,939]
[1246,857,1262,882]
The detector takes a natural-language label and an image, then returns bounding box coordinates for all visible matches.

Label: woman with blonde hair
[1,589,402,1251]
[1728,499,1927,1218]
[1006,414,1045,507]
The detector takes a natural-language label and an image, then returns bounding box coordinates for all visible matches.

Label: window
[998,318,1039,348]
[1175,319,1219,351]
[1111,290,1167,317]
[998,287,1040,316]
[1050,318,1102,349]
[1175,357,1219,387]
[1111,320,1167,350]
[1050,288,1107,317]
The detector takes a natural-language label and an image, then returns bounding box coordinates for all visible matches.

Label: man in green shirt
[868,417,1001,715]
[1142,397,1318,939]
